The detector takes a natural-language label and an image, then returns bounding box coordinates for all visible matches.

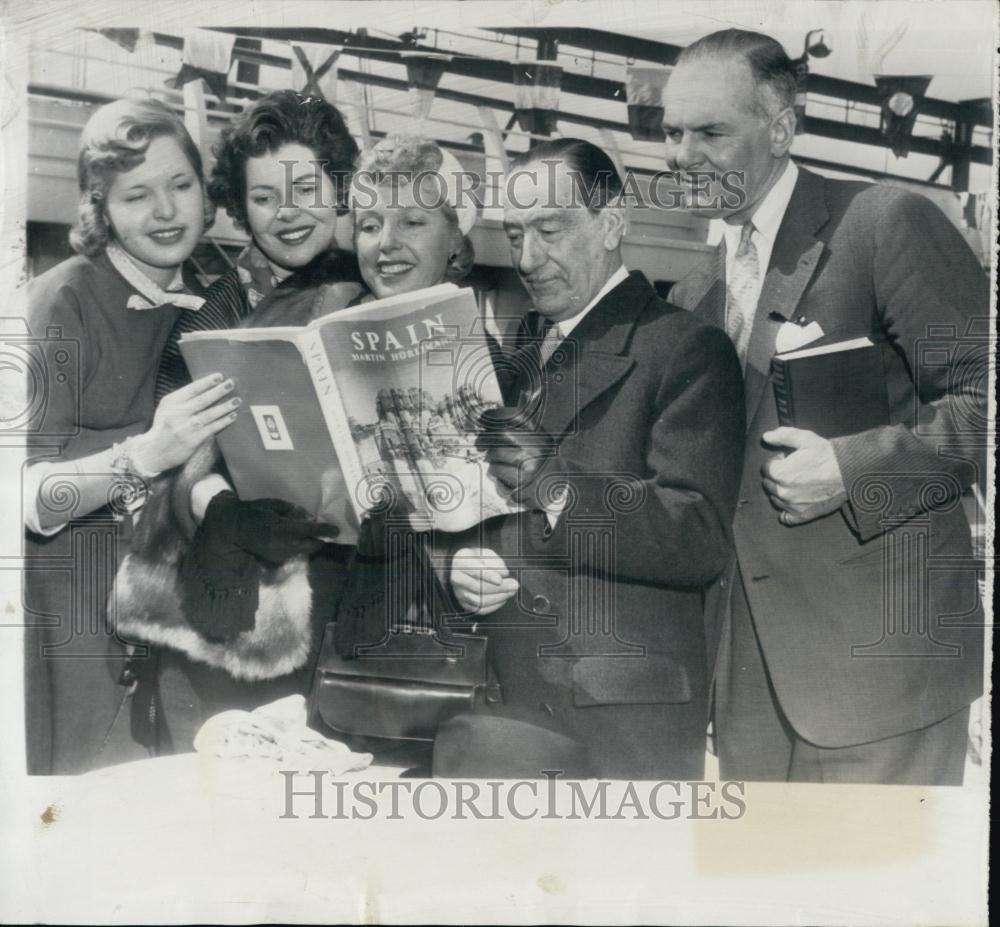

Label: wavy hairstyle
[70,96,214,256]
[510,137,623,215]
[352,135,475,283]
[208,90,359,229]
[678,29,798,119]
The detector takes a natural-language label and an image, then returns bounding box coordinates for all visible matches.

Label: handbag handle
[416,531,468,640]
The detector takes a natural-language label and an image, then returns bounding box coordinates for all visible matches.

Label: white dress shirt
[716,159,799,317]
[542,263,630,347]
[524,263,630,527]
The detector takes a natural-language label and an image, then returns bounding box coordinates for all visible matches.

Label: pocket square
[775,319,824,354]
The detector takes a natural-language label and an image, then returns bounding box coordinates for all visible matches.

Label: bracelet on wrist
[109,437,160,515]
[110,436,161,481]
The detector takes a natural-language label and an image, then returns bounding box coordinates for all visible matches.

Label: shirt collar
[554,264,629,339]
[106,242,205,311]
[718,159,799,251]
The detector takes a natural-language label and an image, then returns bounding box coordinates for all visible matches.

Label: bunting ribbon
[874,74,932,158]
[401,52,452,122]
[92,28,143,53]
[291,41,342,102]
[512,61,562,138]
[624,66,671,142]
[959,191,992,232]
[166,29,236,103]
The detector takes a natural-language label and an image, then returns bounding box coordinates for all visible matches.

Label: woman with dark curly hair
[156,90,362,397]
[113,91,364,754]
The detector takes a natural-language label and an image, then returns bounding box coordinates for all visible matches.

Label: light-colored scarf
[107,242,206,311]
[235,242,282,309]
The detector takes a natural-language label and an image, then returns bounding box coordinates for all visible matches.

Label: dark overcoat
[449,270,745,779]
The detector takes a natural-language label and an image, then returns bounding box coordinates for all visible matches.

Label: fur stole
[113,444,316,682]
[112,266,365,680]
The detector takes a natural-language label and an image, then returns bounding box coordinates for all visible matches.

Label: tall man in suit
[437,138,745,779]
[666,29,988,784]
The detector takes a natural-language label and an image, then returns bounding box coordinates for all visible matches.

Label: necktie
[726,221,758,367]
[539,318,562,367]
[509,312,556,405]
[520,311,556,368]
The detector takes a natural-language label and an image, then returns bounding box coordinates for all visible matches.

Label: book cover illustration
[179,285,520,537]
[317,288,518,533]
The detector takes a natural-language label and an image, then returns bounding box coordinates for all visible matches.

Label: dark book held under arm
[771,336,891,437]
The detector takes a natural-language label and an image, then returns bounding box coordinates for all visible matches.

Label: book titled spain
[179,283,520,542]
[771,336,891,437]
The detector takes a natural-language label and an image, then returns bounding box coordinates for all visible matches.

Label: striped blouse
[154,268,252,402]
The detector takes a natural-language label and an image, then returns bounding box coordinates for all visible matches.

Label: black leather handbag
[308,622,501,742]
[308,529,501,742]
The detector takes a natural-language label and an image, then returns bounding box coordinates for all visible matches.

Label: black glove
[179,492,338,642]
[476,407,567,508]
[198,491,339,567]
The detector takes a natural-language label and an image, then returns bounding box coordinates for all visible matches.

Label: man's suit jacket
[670,166,987,748]
[453,271,745,779]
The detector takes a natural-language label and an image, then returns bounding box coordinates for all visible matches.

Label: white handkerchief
[775,319,824,354]
[193,695,373,774]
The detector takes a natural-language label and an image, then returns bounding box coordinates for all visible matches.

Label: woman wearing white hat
[349,134,478,300]
[329,136,482,770]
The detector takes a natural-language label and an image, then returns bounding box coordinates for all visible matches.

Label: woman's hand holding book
[132,373,242,476]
